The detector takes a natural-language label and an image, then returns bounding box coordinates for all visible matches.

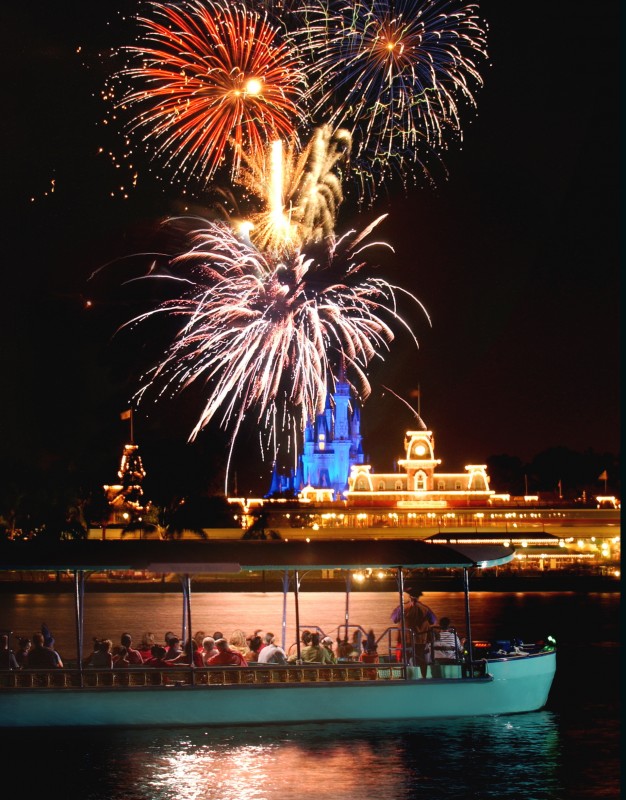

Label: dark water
[0,591,620,799]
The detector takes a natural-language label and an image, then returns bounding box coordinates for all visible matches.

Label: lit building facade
[345,427,494,508]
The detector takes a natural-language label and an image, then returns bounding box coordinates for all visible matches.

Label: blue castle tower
[267,373,365,499]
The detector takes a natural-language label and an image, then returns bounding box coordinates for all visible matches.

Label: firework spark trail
[114,0,306,183]
[288,0,487,176]
[126,217,428,449]
[235,125,352,251]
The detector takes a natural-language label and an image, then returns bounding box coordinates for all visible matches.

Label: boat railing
[0,659,506,688]
[0,662,417,689]
[286,624,399,661]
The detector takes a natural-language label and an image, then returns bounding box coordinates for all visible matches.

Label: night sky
[1,1,620,499]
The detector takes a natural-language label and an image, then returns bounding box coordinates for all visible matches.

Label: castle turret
[269,377,366,499]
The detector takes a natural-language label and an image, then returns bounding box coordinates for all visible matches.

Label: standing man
[399,588,437,678]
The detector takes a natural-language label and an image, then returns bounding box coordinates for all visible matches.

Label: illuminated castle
[267,373,365,500]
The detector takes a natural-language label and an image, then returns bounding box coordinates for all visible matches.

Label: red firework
[117,0,306,183]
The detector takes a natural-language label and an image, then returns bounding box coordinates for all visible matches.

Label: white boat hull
[0,652,555,728]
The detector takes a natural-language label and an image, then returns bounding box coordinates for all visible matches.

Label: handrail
[0,663,416,689]
[0,658,520,689]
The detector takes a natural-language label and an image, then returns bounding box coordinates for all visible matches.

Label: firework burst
[97,0,488,485]
[234,125,352,252]
[126,216,427,453]
[288,0,487,177]
[114,0,306,183]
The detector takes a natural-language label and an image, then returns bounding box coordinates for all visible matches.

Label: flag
[598,470,608,481]
[120,409,132,421]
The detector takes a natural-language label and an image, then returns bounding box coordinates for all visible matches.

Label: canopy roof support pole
[180,575,188,646]
[281,570,289,651]
[178,574,195,666]
[294,570,301,662]
[73,570,85,687]
[396,567,408,671]
[343,570,351,642]
[463,567,474,678]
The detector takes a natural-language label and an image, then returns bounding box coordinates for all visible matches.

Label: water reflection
[7,713,563,800]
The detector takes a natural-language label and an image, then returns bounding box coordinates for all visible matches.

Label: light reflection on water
[6,714,564,800]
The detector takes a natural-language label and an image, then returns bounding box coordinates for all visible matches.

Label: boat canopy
[0,539,514,574]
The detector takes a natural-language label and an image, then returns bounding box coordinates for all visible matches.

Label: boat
[0,539,556,728]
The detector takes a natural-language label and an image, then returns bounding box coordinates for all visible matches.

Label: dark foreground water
[0,591,620,799]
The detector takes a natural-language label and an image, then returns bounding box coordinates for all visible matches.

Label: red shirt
[126,647,144,664]
[207,649,248,667]
[144,656,171,668]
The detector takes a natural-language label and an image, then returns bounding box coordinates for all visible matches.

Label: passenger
[14,636,31,668]
[120,632,143,664]
[191,639,205,667]
[165,631,180,656]
[192,631,206,661]
[201,636,218,665]
[250,629,266,650]
[206,638,248,666]
[171,639,204,667]
[0,634,19,670]
[321,636,338,664]
[337,636,358,661]
[165,639,192,666]
[290,632,334,664]
[228,629,248,656]
[113,646,130,668]
[28,632,62,669]
[138,632,157,661]
[257,634,287,665]
[431,617,464,663]
[165,636,183,660]
[288,628,313,658]
[398,588,437,678]
[84,638,113,669]
[144,644,170,668]
[359,630,379,679]
[244,635,263,662]
[41,624,64,667]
